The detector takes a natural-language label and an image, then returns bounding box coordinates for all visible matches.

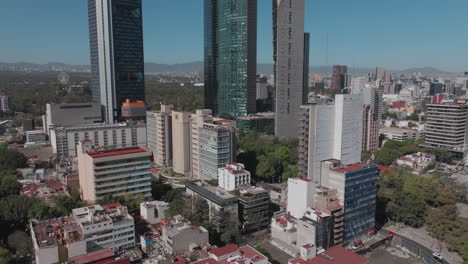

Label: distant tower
[204,0,257,119]
[375,66,384,81]
[273,0,306,139]
[331,65,348,92]
[88,0,145,123]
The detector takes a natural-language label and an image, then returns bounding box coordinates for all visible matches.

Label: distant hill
[0,61,452,75]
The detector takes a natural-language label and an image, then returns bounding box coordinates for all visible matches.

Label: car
[432,253,443,261]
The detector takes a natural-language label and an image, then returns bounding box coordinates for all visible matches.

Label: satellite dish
[58,72,70,85]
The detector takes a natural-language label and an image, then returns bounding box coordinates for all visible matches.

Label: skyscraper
[88,0,145,123]
[273,0,306,138]
[375,66,384,81]
[204,0,257,119]
[331,65,347,92]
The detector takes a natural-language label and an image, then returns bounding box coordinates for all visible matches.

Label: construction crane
[451,159,463,172]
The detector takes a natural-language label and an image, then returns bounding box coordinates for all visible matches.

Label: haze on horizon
[1,0,467,72]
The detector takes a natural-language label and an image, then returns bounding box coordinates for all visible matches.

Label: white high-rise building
[350,77,368,95]
[273,0,306,139]
[298,94,363,182]
[286,178,315,219]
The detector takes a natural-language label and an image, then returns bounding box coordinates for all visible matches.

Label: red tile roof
[88,147,149,158]
[290,246,367,264]
[209,244,238,257]
[69,248,114,264]
[101,202,123,211]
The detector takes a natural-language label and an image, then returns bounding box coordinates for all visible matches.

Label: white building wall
[287,178,315,219]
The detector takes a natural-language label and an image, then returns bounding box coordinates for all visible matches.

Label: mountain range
[0,61,453,75]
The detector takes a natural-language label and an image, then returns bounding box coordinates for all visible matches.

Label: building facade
[77,141,152,202]
[88,0,145,123]
[172,111,192,176]
[45,102,102,135]
[273,0,306,139]
[146,104,174,167]
[298,94,363,181]
[218,163,251,191]
[50,122,147,159]
[331,65,347,92]
[204,0,257,119]
[362,105,379,151]
[423,102,468,153]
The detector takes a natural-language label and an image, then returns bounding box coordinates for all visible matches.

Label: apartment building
[146,104,174,167]
[77,140,152,202]
[161,215,209,255]
[172,111,192,176]
[234,185,270,233]
[362,105,379,151]
[218,163,251,191]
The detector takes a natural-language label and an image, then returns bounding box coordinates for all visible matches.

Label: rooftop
[87,147,150,158]
[332,163,376,174]
[69,248,115,264]
[32,216,84,248]
[185,180,238,205]
[290,246,368,264]
[193,244,268,264]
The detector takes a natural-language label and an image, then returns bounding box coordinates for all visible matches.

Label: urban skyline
[1,0,468,71]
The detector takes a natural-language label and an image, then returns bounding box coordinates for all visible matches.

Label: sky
[1,0,468,72]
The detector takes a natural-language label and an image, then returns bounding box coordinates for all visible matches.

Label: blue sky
[1,0,467,71]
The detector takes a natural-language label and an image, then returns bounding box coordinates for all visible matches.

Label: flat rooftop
[88,147,150,158]
[32,216,83,248]
[332,163,376,174]
[185,180,238,205]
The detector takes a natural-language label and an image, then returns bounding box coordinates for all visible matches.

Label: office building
[235,185,270,233]
[50,122,147,159]
[381,127,418,142]
[331,65,347,92]
[185,180,239,233]
[191,109,235,179]
[204,0,257,119]
[146,104,174,167]
[273,0,306,138]
[303,33,310,104]
[236,112,275,133]
[375,66,384,81]
[88,0,145,123]
[362,105,379,151]
[171,111,192,176]
[320,160,378,243]
[384,71,392,83]
[423,101,468,153]
[77,140,152,202]
[45,102,102,135]
[218,163,250,191]
[298,94,363,181]
[31,203,134,264]
[350,77,368,95]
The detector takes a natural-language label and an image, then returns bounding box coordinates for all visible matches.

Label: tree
[162,189,185,203]
[0,144,26,170]
[51,195,85,216]
[166,198,186,217]
[431,149,453,163]
[0,171,20,198]
[7,231,32,257]
[0,247,12,264]
[151,181,173,201]
[281,166,298,181]
[220,230,240,245]
[96,193,144,216]
[387,191,426,227]
[0,195,40,227]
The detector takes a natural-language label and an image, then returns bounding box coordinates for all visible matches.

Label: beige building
[172,111,192,176]
[77,140,152,202]
[146,104,174,167]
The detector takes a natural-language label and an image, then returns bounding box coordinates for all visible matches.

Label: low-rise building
[31,203,135,264]
[140,200,169,224]
[218,163,251,191]
[288,245,368,264]
[77,140,152,202]
[72,203,135,251]
[380,127,418,142]
[236,112,275,133]
[192,244,270,264]
[161,215,209,255]
[185,180,239,233]
[26,130,48,145]
[396,152,436,174]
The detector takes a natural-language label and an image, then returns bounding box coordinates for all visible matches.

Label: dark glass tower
[204,0,257,119]
[88,0,145,123]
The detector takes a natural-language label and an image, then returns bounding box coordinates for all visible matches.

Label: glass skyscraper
[88,0,145,123]
[204,0,257,119]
